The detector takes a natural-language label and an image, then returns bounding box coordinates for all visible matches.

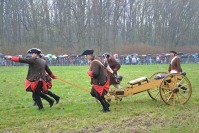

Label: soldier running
[82,49,110,112]
[5,48,60,110]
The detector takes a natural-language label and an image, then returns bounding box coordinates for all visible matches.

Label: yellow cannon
[105,72,192,106]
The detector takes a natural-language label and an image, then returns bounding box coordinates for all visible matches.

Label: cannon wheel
[159,73,192,105]
[147,72,167,101]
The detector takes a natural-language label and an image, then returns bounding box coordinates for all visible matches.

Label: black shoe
[100,109,110,113]
[38,107,43,110]
[100,109,106,112]
[55,97,60,104]
[49,100,54,107]
[106,108,110,112]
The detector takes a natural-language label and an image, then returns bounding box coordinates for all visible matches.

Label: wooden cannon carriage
[104,72,192,106]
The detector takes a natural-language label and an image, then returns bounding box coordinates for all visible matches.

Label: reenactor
[103,53,122,89]
[168,50,182,74]
[82,50,110,112]
[5,48,60,110]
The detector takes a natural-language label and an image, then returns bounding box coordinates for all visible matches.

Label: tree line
[0,0,199,55]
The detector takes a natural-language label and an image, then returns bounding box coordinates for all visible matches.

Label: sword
[56,77,90,92]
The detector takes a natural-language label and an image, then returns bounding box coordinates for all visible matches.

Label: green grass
[0,64,199,133]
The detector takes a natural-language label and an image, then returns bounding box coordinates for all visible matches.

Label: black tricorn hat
[27,48,42,54]
[82,49,94,56]
[169,50,177,54]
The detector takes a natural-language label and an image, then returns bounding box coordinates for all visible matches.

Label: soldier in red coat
[82,49,110,112]
[32,55,60,106]
[5,48,59,110]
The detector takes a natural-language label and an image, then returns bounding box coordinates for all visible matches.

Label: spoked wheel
[159,73,192,105]
[147,72,167,101]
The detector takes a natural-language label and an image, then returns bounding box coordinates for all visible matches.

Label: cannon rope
[56,77,90,93]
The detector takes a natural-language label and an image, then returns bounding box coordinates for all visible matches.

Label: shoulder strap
[92,59,114,74]
[92,59,105,67]
[170,56,177,64]
[89,59,105,71]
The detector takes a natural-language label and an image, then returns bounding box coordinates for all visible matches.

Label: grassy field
[0,64,199,133]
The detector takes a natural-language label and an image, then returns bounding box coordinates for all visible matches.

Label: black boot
[104,100,110,108]
[32,98,37,106]
[103,99,110,112]
[36,98,43,110]
[40,92,54,107]
[99,98,110,112]
[33,94,43,110]
[46,91,60,104]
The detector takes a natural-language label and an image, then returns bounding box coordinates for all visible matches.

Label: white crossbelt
[170,56,178,73]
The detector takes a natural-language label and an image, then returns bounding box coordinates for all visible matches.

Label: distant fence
[0,57,199,66]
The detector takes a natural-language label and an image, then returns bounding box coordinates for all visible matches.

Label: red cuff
[50,73,56,79]
[87,70,93,78]
[11,57,19,62]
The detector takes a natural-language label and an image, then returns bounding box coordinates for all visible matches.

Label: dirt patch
[67,112,168,133]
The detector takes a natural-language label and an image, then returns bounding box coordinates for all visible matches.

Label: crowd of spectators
[0,52,199,66]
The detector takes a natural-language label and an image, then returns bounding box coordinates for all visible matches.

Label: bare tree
[0,0,199,54]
